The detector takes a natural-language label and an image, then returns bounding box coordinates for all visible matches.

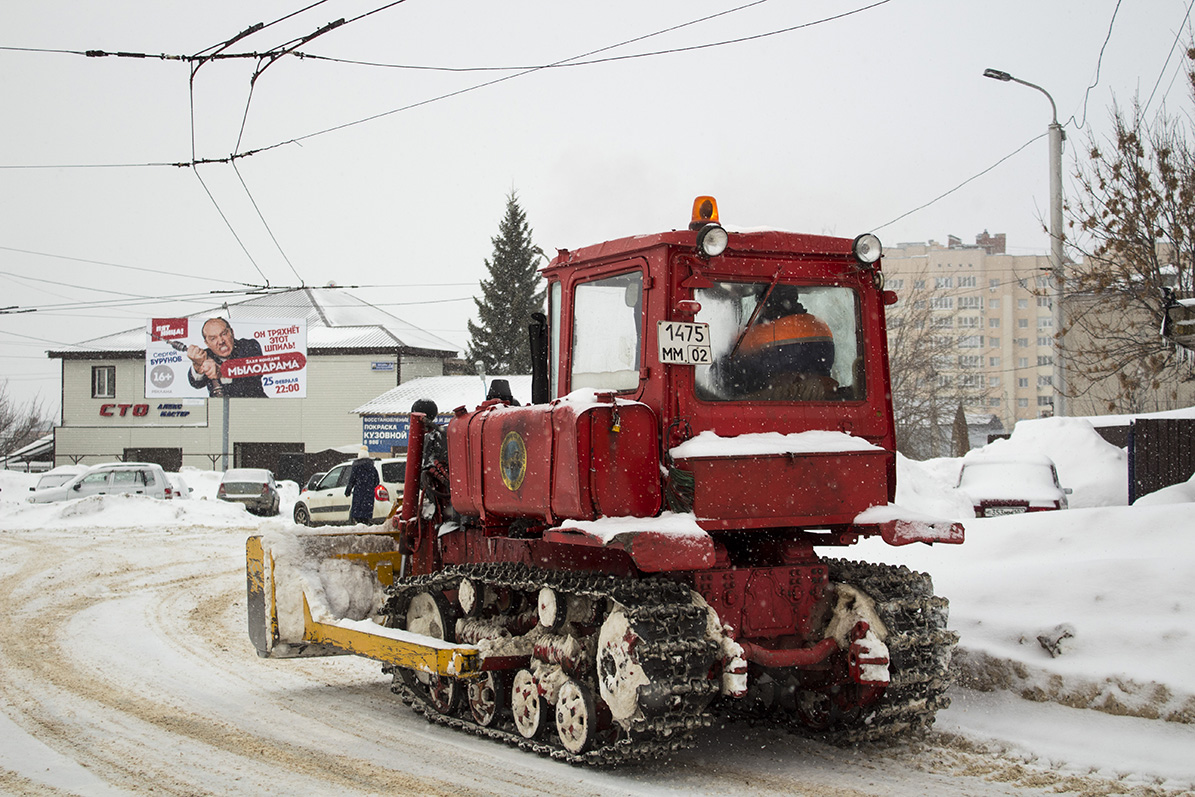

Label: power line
[0,0,899,169]
[0,245,251,286]
[1068,0,1123,131]
[872,133,1048,233]
[1143,0,1195,115]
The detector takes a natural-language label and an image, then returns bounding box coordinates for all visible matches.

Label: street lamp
[984,67,1066,417]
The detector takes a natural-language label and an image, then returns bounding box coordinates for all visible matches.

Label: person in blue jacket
[344,447,379,524]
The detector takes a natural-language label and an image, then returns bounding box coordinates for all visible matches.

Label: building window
[1018,318,1029,328]
[931,297,954,310]
[92,366,115,399]
[958,275,977,288]
[958,317,980,329]
[913,300,927,309]
[935,276,954,289]
[960,374,982,388]
[959,296,982,310]
[989,356,1001,367]
[914,279,926,289]
[989,279,1001,290]
[1037,297,1053,308]
[1036,276,1049,288]
[1037,317,1053,328]
[1038,395,1054,407]
[1038,355,1054,366]
[958,355,981,368]
[1018,299,1029,310]
[1017,338,1030,348]
[988,376,1001,387]
[888,279,904,289]
[958,335,983,349]
[988,336,1000,347]
[1018,357,1029,368]
[1018,377,1030,388]
[1038,375,1053,387]
[989,397,1001,406]
[988,318,1000,328]
[938,375,953,388]
[1038,336,1053,347]
[988,298,1000,309]
[931,316,954,328]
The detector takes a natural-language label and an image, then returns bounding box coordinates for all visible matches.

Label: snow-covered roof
[51,287,459,356]
[354,375,533,416]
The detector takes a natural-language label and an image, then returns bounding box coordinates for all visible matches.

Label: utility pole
[984,68,1067,416]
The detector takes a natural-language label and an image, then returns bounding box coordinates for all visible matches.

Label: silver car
[217,468,280,516]
[27,462,172,503]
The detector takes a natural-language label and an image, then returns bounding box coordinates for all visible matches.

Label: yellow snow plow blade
[246,531,480,678]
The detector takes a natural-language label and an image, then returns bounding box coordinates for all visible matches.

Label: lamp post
[984,68,1066,417]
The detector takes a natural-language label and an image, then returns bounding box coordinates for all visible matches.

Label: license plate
[984,506,1026,516]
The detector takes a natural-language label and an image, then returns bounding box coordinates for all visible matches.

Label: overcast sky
[2,0,1189,414]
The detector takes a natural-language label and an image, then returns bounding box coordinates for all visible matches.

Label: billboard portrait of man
[186,317,268,398]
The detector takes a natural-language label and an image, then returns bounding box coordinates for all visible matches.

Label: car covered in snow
[27,462,173,503]
[293,457,404,526]
[217,468,280,516]
[29,465,88,491]
[956,450,1071,517]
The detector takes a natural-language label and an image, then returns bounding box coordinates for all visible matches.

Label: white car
[27,462,173,504]
[293,457,405,526]
[29,465,88,491]
[957,451,1071,517]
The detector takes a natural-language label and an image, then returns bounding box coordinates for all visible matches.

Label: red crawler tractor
[247,197,963,764]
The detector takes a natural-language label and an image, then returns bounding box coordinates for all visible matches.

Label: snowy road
[1,520,1191,797]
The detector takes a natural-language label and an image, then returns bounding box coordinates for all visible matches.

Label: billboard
[363,414,454,453]
[146,317,308,399]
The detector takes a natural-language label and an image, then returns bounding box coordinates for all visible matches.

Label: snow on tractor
[246,196,964,765]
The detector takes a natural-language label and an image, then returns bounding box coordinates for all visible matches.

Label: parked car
[217,468,280,516]
[29,465,88,491]
[957,451,1071,517]
[27,462,172,504]
[166,472,193,499]
[293,457,405,526]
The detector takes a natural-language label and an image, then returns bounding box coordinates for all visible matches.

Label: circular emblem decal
[150,364,175,388]
[500,431,527,491]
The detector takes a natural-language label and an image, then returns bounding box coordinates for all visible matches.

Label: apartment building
[882,231,1057,431]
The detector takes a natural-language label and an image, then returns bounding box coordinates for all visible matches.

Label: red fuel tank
[447,396,661,524]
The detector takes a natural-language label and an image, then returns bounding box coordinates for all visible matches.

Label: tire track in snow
[0,530,470,796]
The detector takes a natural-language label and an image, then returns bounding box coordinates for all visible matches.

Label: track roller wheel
[467,671,506,728]
[537,587,563,630]
[555,679,598,754]
[400,591,458,715]
[511,668,548,739]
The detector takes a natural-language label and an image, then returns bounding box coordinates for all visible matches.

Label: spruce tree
[467,192,546,375]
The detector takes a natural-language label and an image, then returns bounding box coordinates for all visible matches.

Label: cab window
[571,271,643,392]
[693,282,864,401]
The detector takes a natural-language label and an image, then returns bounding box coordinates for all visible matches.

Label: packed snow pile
[1134,472,1195,506]
[0,467,300,531]
[259,529,392,644]
[987,416,1128,507]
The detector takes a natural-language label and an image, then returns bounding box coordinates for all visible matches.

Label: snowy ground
[1,416,1193,796]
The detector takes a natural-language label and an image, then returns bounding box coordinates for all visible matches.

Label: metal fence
[1128,418,1195,504]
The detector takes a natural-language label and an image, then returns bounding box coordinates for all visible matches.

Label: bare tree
[1063,47,1195,412]
[0,381,50,463]
[886,271,987,459]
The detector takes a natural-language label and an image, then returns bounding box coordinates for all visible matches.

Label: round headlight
[697,223,729,258]
[852,233,882,265]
